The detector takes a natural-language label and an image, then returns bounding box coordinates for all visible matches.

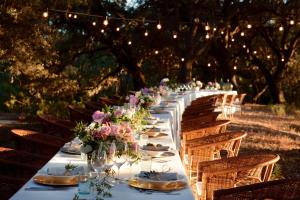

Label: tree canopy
[0,0,299,116]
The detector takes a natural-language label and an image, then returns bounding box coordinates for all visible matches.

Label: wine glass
[91,151,105,177]
[113,156,126,182]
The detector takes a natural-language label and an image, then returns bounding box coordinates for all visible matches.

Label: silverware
[25,186,71,191]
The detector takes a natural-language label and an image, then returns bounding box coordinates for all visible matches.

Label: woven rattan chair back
[197,154,280,200]
[213,178,300,200]
[182,112,221,131]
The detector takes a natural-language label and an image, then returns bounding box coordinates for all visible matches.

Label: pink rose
[110,124,120,136]
[92,111,106,123]
[129,95,138,106]
[100,124,111,137]
[113,109,124,118]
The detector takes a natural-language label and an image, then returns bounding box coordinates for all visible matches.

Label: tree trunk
[178,59,193,83]
[268,81,286,104]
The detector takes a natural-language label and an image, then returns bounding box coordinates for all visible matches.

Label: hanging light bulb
[267,55,271,59]
[221,31,225,35]
[207,63,211,67]
[103,16,109,26]
[243,44,246,48]
[42,10,48,18]
[173,33,177,39]
[290,20,295,25]
[281,58,285,62]
[247,24,252,29]
[205,34,210,39]
[128,41,132,45]
[231,38,235,42]
[240,32,245,36]
[92,21,96,26]
[68,13,72,18]
[101,29,105,33]
[116,27,120,32]
[279,26,284,31]
[213,27,217,31]
[144,30,148,37]
[253,51,257,54]
[205,24,210,31]
[156,21,162,30]
[154,50,159,54]
[73,14,77,19]
[233,66,237,70]
[181,58,185,62]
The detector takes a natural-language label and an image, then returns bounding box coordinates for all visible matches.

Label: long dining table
[10,89,237,200]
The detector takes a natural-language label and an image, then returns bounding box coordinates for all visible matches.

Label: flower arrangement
[73,106,139,158]
[205,81,221,90]
[128,90,155,109]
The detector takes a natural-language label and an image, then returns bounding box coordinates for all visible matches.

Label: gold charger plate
[128,178,187,191]
[33,175,78,186]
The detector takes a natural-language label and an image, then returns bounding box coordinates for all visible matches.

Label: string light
[207,63,211,67]
[205,24,210,31]
[103,16,109,26]
[144,30,148,37]
[181,58,185,62]
[154,50,159,54]
[213,27,217,31]
[243,44,246,48]
[233,66,237,70]
[247,24,252,29]
[231,38,235,42]
[116,27,120,32]
[221,31,224,35]
[290,20,295,25]
[73,14,77,19]
[42,10,48,18]
[68,13,72,18]
[173,33,177,39]
[128,41,132,45]
[156,21,162,30]
[281,58,285,62]
[205,34,210,39]
[253,51,257,54]
[240,32,245,36]
[101,29,104,33]
[267,55,271,59]
[92,21,96,26]
[279,26,284,31]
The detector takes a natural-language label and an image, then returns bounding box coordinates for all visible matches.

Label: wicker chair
[67,105,93,123]
[184,131,247,192]
[214,178,300,200]
[180,120,231,160]
[223,94,237,118]
[37,114,75,140]
[232,93,247,115]
[181,112,221,131]
[190,95,219,106]
[11,129,65,157]
[0,147,47,179]
[196,153,280,200]
[0,175,28,199]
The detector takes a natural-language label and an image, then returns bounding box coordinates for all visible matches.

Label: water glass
[139,134,149,147]
[78,175,90,195]
[140,155,152,172]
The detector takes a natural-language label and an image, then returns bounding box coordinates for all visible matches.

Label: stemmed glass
[91,151,105,177]
[113,142,128,183]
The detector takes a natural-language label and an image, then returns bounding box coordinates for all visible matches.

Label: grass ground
[228,104,300,179]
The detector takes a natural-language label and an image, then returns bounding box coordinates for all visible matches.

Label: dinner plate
[128,178,187,191]
[145,132,168,138]
[142,150,175,158]
[33,175,78,186]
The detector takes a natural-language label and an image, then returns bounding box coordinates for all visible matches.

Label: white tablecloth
[10,90,236,200]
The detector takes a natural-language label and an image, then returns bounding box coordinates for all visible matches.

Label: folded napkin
[139,171,178,181]
[47,166,84,176]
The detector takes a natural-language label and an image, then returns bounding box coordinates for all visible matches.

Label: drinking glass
[113,156,126,182]
[139,134,149,147]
